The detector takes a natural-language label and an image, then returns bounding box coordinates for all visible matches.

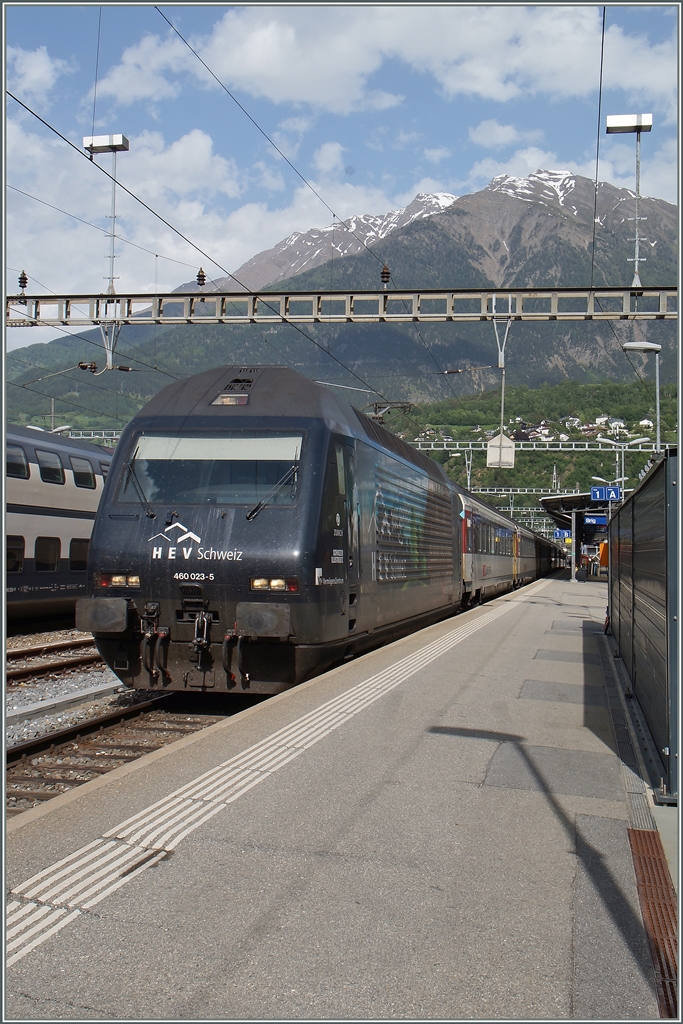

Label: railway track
[6,633,104,684]
[6,697,226,818]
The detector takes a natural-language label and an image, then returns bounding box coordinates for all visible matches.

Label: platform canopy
[539,491,628,541]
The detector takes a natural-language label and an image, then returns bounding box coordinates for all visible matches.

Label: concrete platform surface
[5,576,661,1020]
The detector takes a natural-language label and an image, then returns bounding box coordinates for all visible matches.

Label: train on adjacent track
[76,366,564,694]
[6,426,113,619]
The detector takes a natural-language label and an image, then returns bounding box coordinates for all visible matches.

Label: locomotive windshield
[117,434,302,506]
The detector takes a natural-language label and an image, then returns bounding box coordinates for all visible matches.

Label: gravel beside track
[6,700,227,817]
[6,626,85,650]
[6,630,104,683]
[6,665,122,714]
[6,684,152,748]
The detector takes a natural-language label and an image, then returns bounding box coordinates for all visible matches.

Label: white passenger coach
[6,425,112,618]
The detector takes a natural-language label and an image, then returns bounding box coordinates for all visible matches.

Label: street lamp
[596,434,651,491]
[606,114,652,287]
[621,340,662,452]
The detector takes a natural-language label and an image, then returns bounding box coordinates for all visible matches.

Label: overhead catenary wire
[90,7,103,146]
[154,6,387,270]
[6,296,182,381]
[7,352,152,405]
[7,91,392,405]
[7,185,208,271]
[152,6,465,406]
[581,5,669,432]
[589,6,607,290]
[7,379,132,423]
[5,208,297,381]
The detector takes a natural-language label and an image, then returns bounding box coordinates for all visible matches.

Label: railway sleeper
[6,787,73,801]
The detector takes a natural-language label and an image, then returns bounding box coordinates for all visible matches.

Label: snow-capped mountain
[253,169,675,292]
[176,170,675,297]
[175,192,457,293]
[486,169,581,210]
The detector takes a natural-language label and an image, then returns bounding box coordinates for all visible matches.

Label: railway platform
[5,573,676,1020]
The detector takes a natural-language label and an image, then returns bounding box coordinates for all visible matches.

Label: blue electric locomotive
[76,366,561,693]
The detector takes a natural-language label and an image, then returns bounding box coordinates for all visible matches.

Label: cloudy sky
[5,4,678,350]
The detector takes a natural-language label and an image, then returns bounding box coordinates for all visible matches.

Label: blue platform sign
[590,486,606,501]
[584,515,607,526]
[554,529,571,539]
[606,485,621,501]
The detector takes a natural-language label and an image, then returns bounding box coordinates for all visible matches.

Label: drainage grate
[628,828,678,1019]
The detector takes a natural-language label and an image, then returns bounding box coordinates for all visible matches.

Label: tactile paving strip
[628,828,678,1019]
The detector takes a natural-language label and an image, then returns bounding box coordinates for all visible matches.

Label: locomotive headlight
[98,572,141,588]
[250,577,298,592]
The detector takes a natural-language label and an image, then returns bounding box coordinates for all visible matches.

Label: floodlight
[605,114,652,134]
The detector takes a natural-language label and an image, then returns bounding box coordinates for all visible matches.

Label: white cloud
[95,34,194,105]
[7,45,73,105]
[392,177,451,207]
[589,136,678,204]
[271,115,315,159]
[123,129,242,202]
[95,8,676,120]
[277,116,314,135]
[253,161,285,192]
[6,118,402,330]
[469,119,542,149]
[462,136,678,206]
[312,142,345,177]
[466,146,563,188]
[393,130,421,148]
[424,147,451,165]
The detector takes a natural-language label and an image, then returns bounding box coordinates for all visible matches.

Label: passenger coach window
[69,538,89,571]
[36,450,65,484]
[35,537,61,572]
[7,536,24,573]
[7,445,29,479]
[70,456,96,488]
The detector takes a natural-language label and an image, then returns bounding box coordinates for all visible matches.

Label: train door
[345,445,360,582]
[461,498,473,596]
[345,445,360,630]
[513,529,519,586]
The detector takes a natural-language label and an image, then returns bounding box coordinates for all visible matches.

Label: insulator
[78,362,98,373]
[117,365,131,371]
[18,270,28,292]
[196,267,206,287]
[380,264,391,284]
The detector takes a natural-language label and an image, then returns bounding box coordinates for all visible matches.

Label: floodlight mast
[606,114,652,288]
[82,134,130,369]
[83,134,130,295]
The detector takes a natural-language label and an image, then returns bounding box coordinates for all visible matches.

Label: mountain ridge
[7,170,676,429]
[175,191,458,294]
